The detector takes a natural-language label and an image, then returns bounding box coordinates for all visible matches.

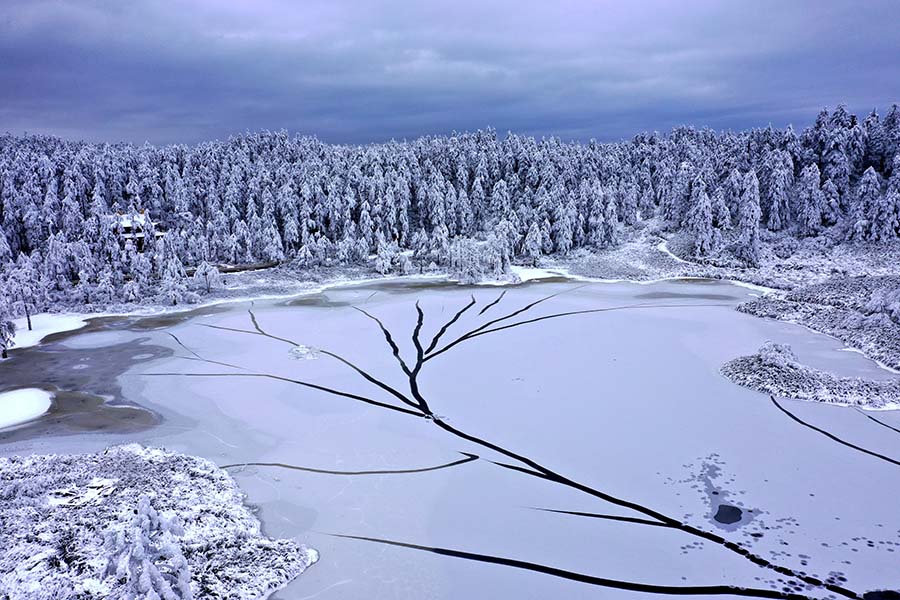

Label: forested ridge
[1,104,899,325]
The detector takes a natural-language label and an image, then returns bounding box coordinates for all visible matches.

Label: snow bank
[721,342,900,409]
[0,444,317,599]
[10,314,90,350]
[0,388,52,429]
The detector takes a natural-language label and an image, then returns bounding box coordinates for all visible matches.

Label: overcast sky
[1,0,898,146]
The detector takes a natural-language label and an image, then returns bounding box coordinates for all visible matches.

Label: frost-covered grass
[0,444,317,599]
[0,388,52,429]
[721,342,900,408]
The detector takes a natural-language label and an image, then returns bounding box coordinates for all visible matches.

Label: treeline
[1,104,899,319]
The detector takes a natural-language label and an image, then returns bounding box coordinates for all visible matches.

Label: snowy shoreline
[5,242,894,377]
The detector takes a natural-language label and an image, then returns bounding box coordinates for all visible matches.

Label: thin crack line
[141,371,424,417]
[328,533,816,600]
[771,396,900,467]
[478,289,506,316]
[222,452,478,475]
[529,507,674,528]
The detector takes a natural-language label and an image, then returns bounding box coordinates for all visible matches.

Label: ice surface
[2,279,898,599]
[0,388,52,429]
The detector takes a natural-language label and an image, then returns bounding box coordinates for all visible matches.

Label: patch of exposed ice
[0,388,52,429]
[288,345,321,360]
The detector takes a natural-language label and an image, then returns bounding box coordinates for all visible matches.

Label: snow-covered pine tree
[851,167,883,240]
[735,171,762,266]
[765,150,793,231]
[104,495,193,600]
[601,196,619,247]
[159,255,188,306]
[796,163,824,237]
[685,182,715,256]
[710,188,732,231]
[821,178,841,226]
[869,188,900,241]
[523,220,542,266]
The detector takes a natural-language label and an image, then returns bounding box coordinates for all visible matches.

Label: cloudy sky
[1,0,898,146]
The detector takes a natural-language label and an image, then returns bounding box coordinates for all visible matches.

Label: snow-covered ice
[0,388,52,429]
[3,279,895,600]
[10,314,90,350]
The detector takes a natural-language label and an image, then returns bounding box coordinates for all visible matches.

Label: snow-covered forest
[1,104,899,324]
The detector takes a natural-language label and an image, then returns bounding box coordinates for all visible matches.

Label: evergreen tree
[159,255,187,306]
[523,221,542,266]
[735,172,761,266]
[796,164,824,237]
[765,151,793,231]
[851,167,883,240]
[869,189,900,241]
[821,178,841,226]
[685,184,715,256]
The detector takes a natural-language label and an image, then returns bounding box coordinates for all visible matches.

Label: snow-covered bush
[191,261,222,294]
[721,341,900,408]
[104,495,193,600]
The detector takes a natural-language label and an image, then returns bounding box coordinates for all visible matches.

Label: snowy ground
[2,279,898,599]
[0,444,317,599]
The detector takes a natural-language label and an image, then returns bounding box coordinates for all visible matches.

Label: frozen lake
[2,278,898,599]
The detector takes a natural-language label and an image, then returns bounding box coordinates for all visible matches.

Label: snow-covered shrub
[191,261,223,294]
[721,341,900,408]
[865,286,900,323]
[0,445,317,600]
[104,495,193,600]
